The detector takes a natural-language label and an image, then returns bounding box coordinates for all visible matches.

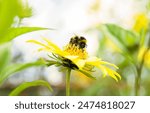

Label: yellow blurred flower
[28,36,121,81]
[88,0,101,14]
[138,46,150,67]
[133,13,149,33]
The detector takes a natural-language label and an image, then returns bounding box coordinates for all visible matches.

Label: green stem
[66,68,71,96]
[135,24,150,95]
[135,65,142,96]
[135,47,148,95]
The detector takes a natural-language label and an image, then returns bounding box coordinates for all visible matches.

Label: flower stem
[66,68,71,96]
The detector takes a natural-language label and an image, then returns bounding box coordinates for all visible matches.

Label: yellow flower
[27,36,121,81]
[133,13,149,33]
[138,46,150,67]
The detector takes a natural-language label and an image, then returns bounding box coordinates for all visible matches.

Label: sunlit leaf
[0,27,49,44]
[9,80,53,96]
[17,0,33,19]
[0,60,46,85]
[0,0,18,37]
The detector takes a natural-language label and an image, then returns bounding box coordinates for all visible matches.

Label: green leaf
[17,0,33,19]
[99,24,137,63]
[78,70,96,80]
[0,60,46,85]
[104,24,138,48]
[46,60,58,66]
[0,43,11,72]
[9,80,53,96]
[0,0,18,37]
[0,27,49,44]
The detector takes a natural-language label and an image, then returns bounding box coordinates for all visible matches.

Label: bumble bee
[69,36,87,49]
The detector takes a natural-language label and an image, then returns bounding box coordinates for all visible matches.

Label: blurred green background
[0,0,150,96]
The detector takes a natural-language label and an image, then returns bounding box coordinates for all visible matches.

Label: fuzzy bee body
[69,36,87,49]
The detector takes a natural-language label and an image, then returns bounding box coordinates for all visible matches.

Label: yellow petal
[64,55,79,60]
[97,65,107,77]
[86,57,121,81]
[42,37,66,56]
[42,37,61,51]
[86,57,118,69]
[86,57,101,63]
[74,59,86,69]
[27,39,67,57]
[99,61,118,69]
[106,67,120,81]
[27,40,51,49]
[38,47,54,52]
[113,71,121,80]
[106,69,119,82]
[64,55,86,69]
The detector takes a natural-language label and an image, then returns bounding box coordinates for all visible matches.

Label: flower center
[64,36,88,59]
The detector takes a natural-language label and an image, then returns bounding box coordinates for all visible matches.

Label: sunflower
[27,36,121,95]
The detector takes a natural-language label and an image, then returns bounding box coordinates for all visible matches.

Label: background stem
[135,25,150,96]
[66,68,71,96]
[135,65,142,96]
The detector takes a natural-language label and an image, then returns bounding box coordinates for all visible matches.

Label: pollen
[64,43,88,59]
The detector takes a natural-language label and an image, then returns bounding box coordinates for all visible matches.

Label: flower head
[28,36,121,81]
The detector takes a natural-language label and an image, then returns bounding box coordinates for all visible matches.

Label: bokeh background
[0,0,150,96]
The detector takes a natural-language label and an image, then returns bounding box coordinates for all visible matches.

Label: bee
[69,36,87,49]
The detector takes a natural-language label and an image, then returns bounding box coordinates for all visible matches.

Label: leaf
[78,69,96,80]
[0,60,46,85]
[0,27,49,44]
[104,24,138,49]
[46,60,58,66]
[0,0,18,37]
[9,80,53,96]
[99,24,136,63]
[17,1,33,19]
[0,43,11,72]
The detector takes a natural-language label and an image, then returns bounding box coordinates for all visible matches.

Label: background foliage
[0,0,150,96]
